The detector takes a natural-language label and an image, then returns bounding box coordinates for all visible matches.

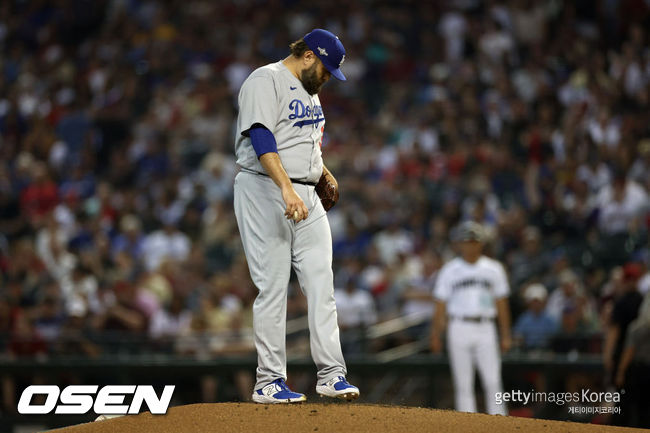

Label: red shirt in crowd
[20,181,59,221]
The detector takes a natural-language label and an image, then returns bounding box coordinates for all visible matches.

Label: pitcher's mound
[50,402,645,433]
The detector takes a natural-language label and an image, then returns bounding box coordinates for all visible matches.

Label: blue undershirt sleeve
[249,124,278,158]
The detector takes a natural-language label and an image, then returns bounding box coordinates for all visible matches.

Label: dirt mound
[49,402,645,433]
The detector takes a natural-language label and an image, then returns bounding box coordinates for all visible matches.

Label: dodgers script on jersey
[434,256,510,318]
[235,61,325,183]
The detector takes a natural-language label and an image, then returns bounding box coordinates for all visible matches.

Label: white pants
[447,319,507,415]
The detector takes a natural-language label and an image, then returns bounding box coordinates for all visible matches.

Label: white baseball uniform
[434,256,509,415]
[233,61,347,390]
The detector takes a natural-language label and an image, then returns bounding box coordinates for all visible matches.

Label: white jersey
[433,256,509,318]
[235,61,325,183]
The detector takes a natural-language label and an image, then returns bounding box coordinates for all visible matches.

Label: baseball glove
[315,170,339,211]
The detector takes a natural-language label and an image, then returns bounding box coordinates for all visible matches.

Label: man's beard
[300,63,325,95]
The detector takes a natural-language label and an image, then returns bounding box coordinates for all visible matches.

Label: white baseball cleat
[316,376,360,401]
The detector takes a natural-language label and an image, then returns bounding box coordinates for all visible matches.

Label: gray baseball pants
[233,170,347,390]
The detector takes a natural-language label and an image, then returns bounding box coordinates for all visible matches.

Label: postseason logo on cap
[304,29,347,81]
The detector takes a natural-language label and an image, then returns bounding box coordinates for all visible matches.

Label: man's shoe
[316,376,360,401]
[252,378,307,404]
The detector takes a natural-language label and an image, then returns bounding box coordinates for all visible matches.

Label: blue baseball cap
[303,29,346,81]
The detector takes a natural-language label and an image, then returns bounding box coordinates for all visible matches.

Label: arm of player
[615,344,634,388]
[430,300,446,354]
[259,152,309,222]
[496,297,512,353]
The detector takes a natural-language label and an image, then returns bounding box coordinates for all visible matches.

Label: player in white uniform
[233,29,359,404]
[430,221,511,415]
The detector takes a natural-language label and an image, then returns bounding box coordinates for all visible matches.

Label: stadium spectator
[35,212,75,287]
[596,170,648,236]
[32,290,65,345]
[550,304,595,355]
[638,264,650,295]
[400,250,440,321]
[629,139,650,187]
[111,214,145,263]
[615,292,650,428]
[142,218,191,272]
[334,276,378,355]
[51,299,100,357]
[2,310,48,414]
[545,269,598,328]
[513,284,558,351]
[603,263,644,386]
[7,310,47,359]
[372,219,415,267]
[149,293,192,343]
[19,162,58,226]
[508,226,550,289]
[93,281,148,336]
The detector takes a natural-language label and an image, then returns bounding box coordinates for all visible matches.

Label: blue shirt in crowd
[514,311,558,350]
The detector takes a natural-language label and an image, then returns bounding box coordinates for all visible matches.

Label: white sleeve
[238,75,279,135]
[493,262,510,298]
[433,266,451,301]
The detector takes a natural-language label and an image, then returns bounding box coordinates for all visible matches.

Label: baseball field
[50,403,647,433]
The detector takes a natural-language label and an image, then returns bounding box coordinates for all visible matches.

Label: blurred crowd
[0,0,649,373]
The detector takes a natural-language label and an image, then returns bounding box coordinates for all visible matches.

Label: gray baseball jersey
[233,60,347,391]
[235,61,325,183]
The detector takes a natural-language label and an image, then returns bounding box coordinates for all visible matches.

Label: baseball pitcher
[233,29,359,403]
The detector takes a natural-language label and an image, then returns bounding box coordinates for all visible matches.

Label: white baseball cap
[524,284,548,302]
